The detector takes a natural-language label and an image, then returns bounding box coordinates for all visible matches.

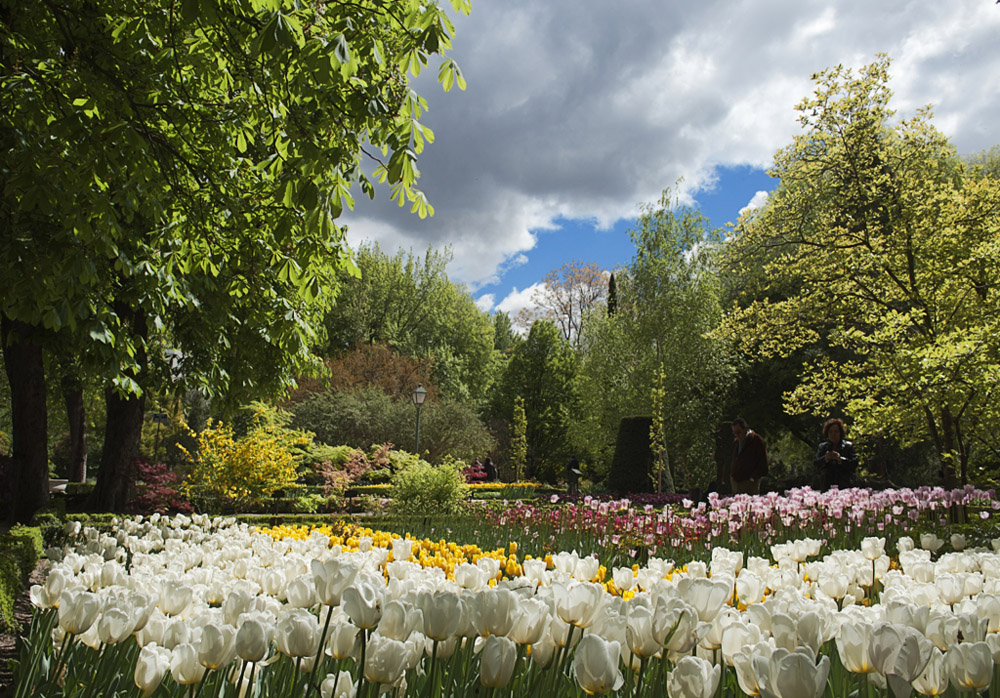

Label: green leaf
[332,34,350,65]
[258,15,279,55]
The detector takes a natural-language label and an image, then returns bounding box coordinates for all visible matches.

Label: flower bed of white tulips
[15,513,1000,697]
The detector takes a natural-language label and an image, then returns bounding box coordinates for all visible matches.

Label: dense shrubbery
[0,525,43,633]
[390,455,465,514]
[290,387,494,463]
[179,408,312,512]
[127,461,192,515]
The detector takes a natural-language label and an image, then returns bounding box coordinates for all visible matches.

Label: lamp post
[411,383,427,454]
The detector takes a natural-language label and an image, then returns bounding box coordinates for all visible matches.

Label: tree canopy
[574,192,735,489]
[320,243,495,402]
[490,319,579,481]
[0,0,470,517]
[719,56,1000,484]
[514,260,608,349]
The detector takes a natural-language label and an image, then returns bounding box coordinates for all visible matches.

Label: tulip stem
[235,660,248,698]
[356,629,368,698]
[309,605,335,695]
[425,639,438,698]
[50,633,74,687]
[191,671,210,698]
[291,657,302,696]
[632,656,646,697]
[246,661,258,698]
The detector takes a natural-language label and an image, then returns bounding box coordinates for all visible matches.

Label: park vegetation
[1,43,999,523]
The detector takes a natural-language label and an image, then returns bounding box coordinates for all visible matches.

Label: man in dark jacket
[730,418,768,495]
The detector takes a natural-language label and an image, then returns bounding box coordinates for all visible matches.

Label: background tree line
[3,46,1000,523]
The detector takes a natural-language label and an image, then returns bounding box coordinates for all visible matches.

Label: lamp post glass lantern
[411,384,427,454]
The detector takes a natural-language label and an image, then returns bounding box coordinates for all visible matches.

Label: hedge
[0,525,44,633]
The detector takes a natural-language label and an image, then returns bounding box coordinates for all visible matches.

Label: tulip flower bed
[14,505,1000,698]
[456,486,1000,570]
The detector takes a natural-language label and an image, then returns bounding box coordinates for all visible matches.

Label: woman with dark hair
[482,457,497,482]
[815,418,859,490]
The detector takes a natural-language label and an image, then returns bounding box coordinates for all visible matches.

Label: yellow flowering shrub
[179,411,309,511]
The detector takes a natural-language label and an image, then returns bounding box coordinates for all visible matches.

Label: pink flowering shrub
[127,460,192,515]
[462,462,488,483]
[321,442,394,497]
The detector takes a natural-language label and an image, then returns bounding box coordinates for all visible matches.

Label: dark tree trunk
[92,385,144,511]
[61,373,87,482]
[92,309,147,512]
[1,315,49,524]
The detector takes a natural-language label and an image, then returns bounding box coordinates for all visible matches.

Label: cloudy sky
[342,1,1000,317]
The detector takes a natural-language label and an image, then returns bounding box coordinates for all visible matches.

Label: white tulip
[199,622,237,670]
[554,581,606,628]
[170,643,207,685]
[275,608,319,658]
[286,575,318,609]
[677,577,731,622]
[479,634,517,688]
[470,587,518,637]
[134,644,171,698]
[343,581,383,629]
[667,655,720,698]
[509,597,550,646]
[320,671,357,698]
[363,633,407,685]
[326,619,361,660]
[159,580,193,616]
[945,641,993,692]
[58,589,101,635]
[235,618,270,662]
[573,634,623,695]
[625,604,661,659]
[97,607,135,644]
[612,566,636,592]
[417,588,464,642]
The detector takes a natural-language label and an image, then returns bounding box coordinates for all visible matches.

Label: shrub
[64,481,96,497]
[127,461,193,515]
[290,387,495,464]
[320,442,394,499]
[31,509,65,548]
[0,525,43,633]
[390,456,465,514]
[179,410,310,512]
[608,416,655,494]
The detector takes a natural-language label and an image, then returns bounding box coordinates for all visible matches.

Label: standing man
[566,455,581,495]
[730,418,768,495]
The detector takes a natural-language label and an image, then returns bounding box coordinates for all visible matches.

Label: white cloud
[341,1,1000,288]
[475,294,496,312]
[739,191,771,218]
[496,283,546,325]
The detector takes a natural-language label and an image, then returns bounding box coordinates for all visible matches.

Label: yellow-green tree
[720,56,1000,485]
[511,396,527,482]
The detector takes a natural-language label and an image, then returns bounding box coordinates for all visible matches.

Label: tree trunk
[1,315,49,524]
[61,373,87,482]
[91,385,145,511]
[91,308,147,512]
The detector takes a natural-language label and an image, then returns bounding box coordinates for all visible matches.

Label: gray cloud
[342,1,1000,287]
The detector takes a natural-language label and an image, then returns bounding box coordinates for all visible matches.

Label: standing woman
[815,418,859,490]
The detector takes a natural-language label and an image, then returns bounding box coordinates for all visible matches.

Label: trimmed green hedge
[0,525,44,633]
[64,481,96,497]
